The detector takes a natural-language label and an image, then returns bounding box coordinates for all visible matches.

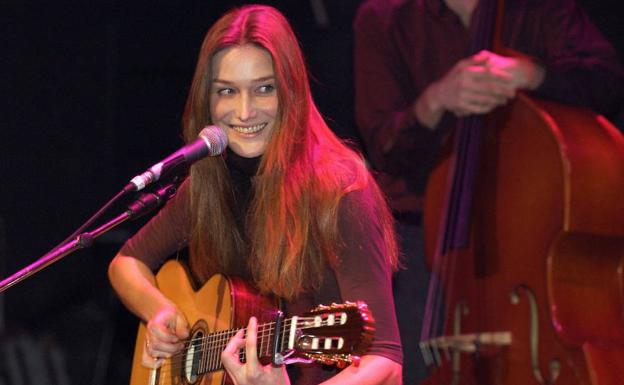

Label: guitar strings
[149,319,301,385]
[148,316,344,381]
[149,325,277,385]
[171,317,326,361]
[175,316,331,350]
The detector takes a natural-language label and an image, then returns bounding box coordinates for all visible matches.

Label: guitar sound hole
[183,328,205,383]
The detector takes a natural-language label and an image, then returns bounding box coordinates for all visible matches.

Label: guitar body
[130,260,278,385]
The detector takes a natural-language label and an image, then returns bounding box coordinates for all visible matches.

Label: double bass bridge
[420,331,512,385]
[420,331,512,362]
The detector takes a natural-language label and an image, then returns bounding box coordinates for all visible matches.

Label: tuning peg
[313,304,331,312]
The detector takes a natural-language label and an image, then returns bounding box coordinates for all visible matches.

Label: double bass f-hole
[510,284,561,384]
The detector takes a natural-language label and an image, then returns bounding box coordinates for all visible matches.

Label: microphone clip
[126,182,179,219]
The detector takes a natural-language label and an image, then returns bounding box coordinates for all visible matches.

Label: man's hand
[415,50,544,128]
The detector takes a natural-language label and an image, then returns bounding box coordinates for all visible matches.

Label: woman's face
[210,44,279,158]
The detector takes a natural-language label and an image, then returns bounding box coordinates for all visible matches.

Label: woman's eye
[217,88,235,96]
[257,84,275,94]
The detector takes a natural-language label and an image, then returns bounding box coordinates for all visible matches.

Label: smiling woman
[210,44,278,158]
[108,4,403,385]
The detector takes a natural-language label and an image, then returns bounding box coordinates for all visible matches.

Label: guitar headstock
[288,301,375,368]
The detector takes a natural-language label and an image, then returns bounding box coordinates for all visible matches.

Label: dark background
[0,1,621,383]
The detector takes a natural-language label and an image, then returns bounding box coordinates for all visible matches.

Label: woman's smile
[229,122,268,135]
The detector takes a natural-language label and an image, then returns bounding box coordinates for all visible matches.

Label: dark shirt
[354,0,624,213]
[120,152,402,384]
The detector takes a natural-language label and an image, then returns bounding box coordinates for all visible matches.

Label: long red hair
[182,4,397,299]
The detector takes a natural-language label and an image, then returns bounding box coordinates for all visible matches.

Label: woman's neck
[226,151,261,176]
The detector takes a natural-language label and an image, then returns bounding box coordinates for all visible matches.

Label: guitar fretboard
[163,312,348,378]
[194,318,289,373]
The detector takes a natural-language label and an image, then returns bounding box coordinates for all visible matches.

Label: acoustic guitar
[129,260,375,385]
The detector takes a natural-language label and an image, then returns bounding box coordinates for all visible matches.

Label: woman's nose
[237,93,256,121]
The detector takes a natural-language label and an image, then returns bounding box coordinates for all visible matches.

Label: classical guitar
[129,260,375,385]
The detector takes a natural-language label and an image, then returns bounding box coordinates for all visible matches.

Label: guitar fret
[263,324,273,360]
[281,318,287,354]
[258,328,262,358]
[220,330,228,368]
[215,331,221,370]
[265,324,270,357]
[198,334,205,373]
[205,333,211,372]
[265,324,273,358]
[265,325,274,361]
[207,335,215,371]
[208,331,218,372]
[207,332,214,372]
[217,330,230,370]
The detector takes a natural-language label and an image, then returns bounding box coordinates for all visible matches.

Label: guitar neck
[192,315,304,374]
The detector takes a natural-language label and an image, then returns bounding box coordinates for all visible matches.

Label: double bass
[419,1,624,384]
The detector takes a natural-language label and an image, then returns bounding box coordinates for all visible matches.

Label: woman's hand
[221,317,291,385]
[142,306,190,369]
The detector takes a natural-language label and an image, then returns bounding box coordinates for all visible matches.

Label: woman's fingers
[244,317,260,367]
[220,318,291,385]
[222,328,246,374]
[145,334,182,355]
[141,307,190,368]
[142,339,165,368]
[149,310,188,343]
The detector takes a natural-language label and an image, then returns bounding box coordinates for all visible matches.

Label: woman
[108,4,402,384]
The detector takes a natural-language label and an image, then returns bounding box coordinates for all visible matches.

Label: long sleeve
[353,1,445,177]
[353,2,450,214]
[508,0,624,117]
[332,185,403,364]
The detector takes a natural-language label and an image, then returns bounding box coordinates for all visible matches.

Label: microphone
[126,125,228,192]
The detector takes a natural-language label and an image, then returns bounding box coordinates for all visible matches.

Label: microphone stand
[0,183,178,293]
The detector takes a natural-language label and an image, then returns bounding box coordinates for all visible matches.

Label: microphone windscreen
[199,125,228,156]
